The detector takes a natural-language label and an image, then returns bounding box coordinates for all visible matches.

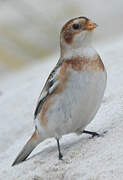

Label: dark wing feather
[34,92,49,119]
[34,60,63,119]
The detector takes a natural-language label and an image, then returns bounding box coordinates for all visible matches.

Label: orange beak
[86,20,98,30]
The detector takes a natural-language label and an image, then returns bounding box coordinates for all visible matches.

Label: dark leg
[82,130,100,138]
[56,138,63,160]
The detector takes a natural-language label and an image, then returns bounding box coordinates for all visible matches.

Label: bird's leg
[56,138,63,160]
[82,130,100,138]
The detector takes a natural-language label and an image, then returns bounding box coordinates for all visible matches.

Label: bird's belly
[37,70,106,138]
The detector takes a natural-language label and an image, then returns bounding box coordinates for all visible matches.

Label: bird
[12,16,107,166]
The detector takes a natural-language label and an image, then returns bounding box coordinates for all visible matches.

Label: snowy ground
[0,38,123,179]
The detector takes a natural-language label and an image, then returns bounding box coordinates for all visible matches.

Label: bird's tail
[12,129,40,166]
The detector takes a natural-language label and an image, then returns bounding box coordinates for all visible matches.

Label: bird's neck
[60,32,97,60]
[61,43,97,60]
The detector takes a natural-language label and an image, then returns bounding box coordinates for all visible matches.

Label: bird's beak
[86,20,98,31]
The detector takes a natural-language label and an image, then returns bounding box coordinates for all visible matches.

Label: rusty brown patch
[40,97,51,127]
[65,56,104,72]
[59,61,67,74]
[63,28,77,44]
[29,129,38,142]
[97,55,105,71]
[54,63,71,93]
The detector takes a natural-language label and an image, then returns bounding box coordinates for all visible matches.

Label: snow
[0,38,123,179]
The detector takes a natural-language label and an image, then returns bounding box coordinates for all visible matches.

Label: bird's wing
[34,60,63,119]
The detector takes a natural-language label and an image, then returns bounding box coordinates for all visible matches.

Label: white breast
[36,69,107,139]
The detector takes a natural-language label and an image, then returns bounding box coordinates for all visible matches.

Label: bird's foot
[59,153,63,160]
[82,130,107,139]
[89,132,100,139]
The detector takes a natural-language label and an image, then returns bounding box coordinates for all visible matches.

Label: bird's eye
[72,23,80,30]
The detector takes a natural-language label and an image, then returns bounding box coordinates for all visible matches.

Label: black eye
[72,23,80,30]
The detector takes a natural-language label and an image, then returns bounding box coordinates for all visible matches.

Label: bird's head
[60,17,97,56]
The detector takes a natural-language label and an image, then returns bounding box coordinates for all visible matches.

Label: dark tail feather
[12,129,40,166]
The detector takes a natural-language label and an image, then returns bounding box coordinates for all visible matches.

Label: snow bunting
[12,16,107,166]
